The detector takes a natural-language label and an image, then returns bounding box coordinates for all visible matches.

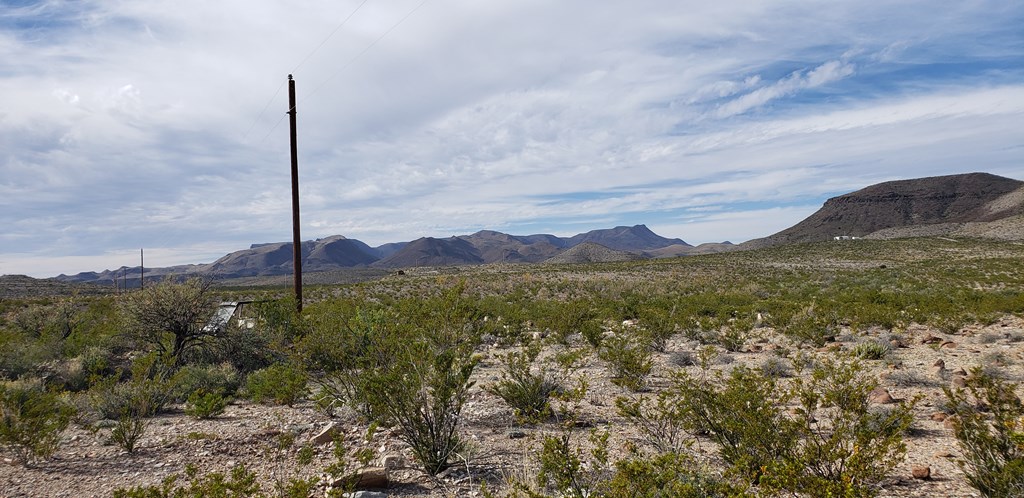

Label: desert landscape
[2,174,1023,498]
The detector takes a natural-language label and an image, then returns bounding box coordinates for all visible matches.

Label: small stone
[930,412,948,422]
[929,366,945,378]
[380,454,404,469]
[312,422,341,445]
[952,368,968,377]
[934,451,954,458]
[951,377,968,388]
[932,359,945,368]
[507,430,527,439]
[868,387,895,404]
[921,334,943,345]
[911,465,931,479]
[346,491,388,498]
[940,341,957,349]
[944,416,960,431]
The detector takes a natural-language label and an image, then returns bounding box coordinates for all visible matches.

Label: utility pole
[140,248,144,290]
[288,74,303,313]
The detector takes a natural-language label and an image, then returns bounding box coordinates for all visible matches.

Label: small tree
[118,277,217,365]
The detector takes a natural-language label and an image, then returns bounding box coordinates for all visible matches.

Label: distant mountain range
[55,224,723,284]
[51,172,1024,285]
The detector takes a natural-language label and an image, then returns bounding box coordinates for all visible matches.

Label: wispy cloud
[1,0,1022,276]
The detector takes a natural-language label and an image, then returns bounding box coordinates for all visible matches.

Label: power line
[259,0,432,143]
[298,0,431,109]
[243,0,374,142]
[291,0,373,75]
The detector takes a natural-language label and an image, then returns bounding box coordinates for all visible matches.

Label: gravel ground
[2,317,1023,498]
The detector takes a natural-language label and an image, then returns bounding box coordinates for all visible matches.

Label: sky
[1,0,1023,278]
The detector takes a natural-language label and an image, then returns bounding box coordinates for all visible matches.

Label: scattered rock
[911,465,931,480]
[507,430,528,439]
[940,341,957,349]
[921,334,943,345]
[379,454,404,469]
[944,416,960,431]
[311,422,341,445]
[933,359,945,368]
[930,412,948,422]
[332,467,388,490]
[868,387,895,404]
[345,492,388,498]
[951,377,968,388]
[934,451,955,458]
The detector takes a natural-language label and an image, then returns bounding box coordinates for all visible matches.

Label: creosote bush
[0,379,74,465]
[669,357,915,496]
[487,342,561,423]
[598,330,652,392]
[305,283,485,475]
[245,361,307,407]
[944,367,1024,497]
[185,390,227,420]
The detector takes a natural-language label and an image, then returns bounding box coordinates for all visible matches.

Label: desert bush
[487,342,561,423]
[759,357,792,378]
[606,452,737,498]
[185,390,228,420]
[111,409,147,454]
[852,340,892,360]
[112,464,261,498]
[171,362,240,402]
[88,354,174,420]
[615,393,687,454]
[599,331,653,392]
[359,335,478,475]
[245,361,307,407]
[669,350,694,367]
[783,305,839,347]
[944,368,1024,497]
[118,277,217,365]
[0,379,74,465]
[533,429,610,498]
[668,358,915,496]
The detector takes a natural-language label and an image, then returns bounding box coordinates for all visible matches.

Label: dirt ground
[2,316,1022,498]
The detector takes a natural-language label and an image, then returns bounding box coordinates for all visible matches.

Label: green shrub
[668,358,915,496]
[606,452,736,498]
[599,332,653,392]
[758,357,792,378]
[185,391,227,420]
[111,410,147,454]
[171,362,240,402]
[0,380,74,465]
[852,340,892,360]
[487,343,560,423]
[88,372,172,420]
[534,429,609,498]
[615,393,687,454]
[245,362,307,407]
[112,464,261,498]
[944,368,1024,497]
[360,337,478,475]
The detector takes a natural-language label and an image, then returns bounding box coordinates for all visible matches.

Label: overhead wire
[259,0,432,143]
[241,0,374,142]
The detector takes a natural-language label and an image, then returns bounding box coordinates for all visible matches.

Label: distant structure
[833,235,861,241]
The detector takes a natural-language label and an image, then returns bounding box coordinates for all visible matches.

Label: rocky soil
[2,315,1022,498]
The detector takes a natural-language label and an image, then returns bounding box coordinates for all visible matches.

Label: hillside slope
[743,172,1024,249]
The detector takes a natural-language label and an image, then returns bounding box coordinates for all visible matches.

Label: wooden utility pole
[140,248,144,289]
[288,74,303,313]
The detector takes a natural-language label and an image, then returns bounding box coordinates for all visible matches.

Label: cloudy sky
[2,0,1022,277]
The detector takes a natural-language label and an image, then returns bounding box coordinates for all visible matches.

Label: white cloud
[1,0,1022,277]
